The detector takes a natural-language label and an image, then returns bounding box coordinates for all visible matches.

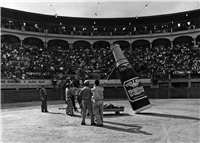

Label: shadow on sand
[103,113,131,118]
[103,121,152,135]
[137,112,200,121]
[48,112,65,115]
[48,111,82,118]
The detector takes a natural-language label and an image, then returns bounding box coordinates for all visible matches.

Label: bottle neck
[115,58,129,67]
[110,44,129,67]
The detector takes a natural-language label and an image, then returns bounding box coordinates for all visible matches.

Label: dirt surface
[1,99,200,143]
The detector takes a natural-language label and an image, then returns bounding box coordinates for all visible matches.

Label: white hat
[84,80,89,84]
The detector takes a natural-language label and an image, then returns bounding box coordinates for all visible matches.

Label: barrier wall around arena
[1,79,54,90]
[1,87,199,103]
[3,78,200,90]
[1,79,151,90]
[1,89,62,103]
[1,78,200,103]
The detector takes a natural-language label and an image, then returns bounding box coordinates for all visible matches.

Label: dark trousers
[71,96,77,111]
[41,99,47,112]
[77,96,82,109]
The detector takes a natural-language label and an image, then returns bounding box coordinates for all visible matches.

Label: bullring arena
[1,1,200,143]
[1,99,200,143]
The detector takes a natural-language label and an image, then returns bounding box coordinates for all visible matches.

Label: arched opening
[23,37,43,47]
[1,35,20,43]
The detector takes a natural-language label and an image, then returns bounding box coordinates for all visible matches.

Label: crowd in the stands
[1,10,200,80]
[1,41,115,79]
[1,39,200,79]
[125,42,200,78]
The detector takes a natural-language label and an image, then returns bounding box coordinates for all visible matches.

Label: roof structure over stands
[1,7,200,27]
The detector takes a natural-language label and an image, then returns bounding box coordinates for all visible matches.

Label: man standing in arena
[71,80,78,112]
[91,79,104,127]
[65,83,75,116]
[80,80,95,126]
[40,84,49,113]
[66,77,78,112]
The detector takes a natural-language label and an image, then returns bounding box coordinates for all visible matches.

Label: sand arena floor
[1,99,200,143]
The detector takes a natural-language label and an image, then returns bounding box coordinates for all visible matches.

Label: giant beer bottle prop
[110,44,151,113]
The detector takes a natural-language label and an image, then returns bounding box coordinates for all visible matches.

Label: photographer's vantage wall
[1,79,200,103]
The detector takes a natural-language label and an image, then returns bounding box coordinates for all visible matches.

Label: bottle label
[123,77,147,102]
[118,63,132,72]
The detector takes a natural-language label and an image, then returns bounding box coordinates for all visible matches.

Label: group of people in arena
[1,40,200,80]
[39,77,105,127]
[64,78,104,127]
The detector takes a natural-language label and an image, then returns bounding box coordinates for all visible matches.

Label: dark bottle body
[118,63,151,112]
[110,44,151,113]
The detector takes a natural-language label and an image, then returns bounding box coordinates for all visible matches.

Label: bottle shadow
[137,112,200,121]
[103,121,152,135]
[103,113,131,118]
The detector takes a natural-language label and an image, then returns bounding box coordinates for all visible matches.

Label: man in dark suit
[40,84,48,113]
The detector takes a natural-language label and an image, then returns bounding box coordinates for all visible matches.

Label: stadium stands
[1,40,200,80]
[1,7,200,80]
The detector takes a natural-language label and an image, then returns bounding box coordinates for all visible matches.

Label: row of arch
[1,34,200,49]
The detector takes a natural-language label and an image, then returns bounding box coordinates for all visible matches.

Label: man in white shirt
[91,80,104,127]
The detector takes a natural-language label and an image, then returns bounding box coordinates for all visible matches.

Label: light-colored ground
[1,99,200,143]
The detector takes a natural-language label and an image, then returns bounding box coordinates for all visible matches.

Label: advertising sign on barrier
[1,79,151,89]
[1,79,52,89]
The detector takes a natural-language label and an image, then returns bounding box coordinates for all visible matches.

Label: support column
[193,38,196,47]
[168,72,171,98]
[69,43,73,49]
[44,29,48,34]
[44,29,47,48]
[188,72,191,88]
[129,43,132,52]
[20,40,23,47]
[150,42,152,49]
[170,40,173,49]
[188,72,191,98]
[43,42,47,48]
[91,43,93,49]
[168,72,172,88]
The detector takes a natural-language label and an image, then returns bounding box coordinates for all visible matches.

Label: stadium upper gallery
[1,5,200,102]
